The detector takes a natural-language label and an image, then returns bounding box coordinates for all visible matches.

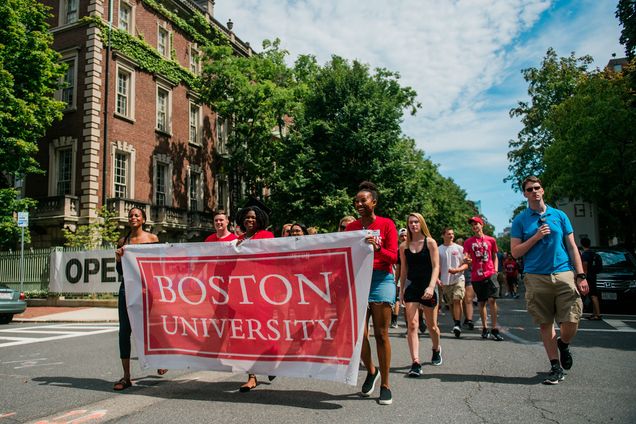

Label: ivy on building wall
[81,0,231,89]
[141,0,229,48]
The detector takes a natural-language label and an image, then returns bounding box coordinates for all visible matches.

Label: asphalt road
[1,298,635,424]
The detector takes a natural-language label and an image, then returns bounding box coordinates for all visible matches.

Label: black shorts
[404,284,438,308]
[473,275,499,302]
[506,275,518,288]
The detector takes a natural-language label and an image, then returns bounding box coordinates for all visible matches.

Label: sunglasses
[525,185,542,193]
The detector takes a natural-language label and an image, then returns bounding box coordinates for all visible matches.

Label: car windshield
[596,250,636,268]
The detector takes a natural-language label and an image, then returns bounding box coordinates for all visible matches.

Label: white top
[438,243,465,286]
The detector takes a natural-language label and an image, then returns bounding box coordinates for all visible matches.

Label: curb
[27,298,117,308]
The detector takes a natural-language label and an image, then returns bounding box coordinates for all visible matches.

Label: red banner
[122,232,373,385]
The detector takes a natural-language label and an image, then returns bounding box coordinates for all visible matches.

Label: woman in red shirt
[236,206,275,392]
[346,181,398,405]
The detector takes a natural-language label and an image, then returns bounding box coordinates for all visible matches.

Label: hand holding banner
[121,231,373,385]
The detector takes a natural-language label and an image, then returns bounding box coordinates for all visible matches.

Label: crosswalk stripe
[0,324,118,348]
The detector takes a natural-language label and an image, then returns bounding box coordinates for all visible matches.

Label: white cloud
[212,0,624,232]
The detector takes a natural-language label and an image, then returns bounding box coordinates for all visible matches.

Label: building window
[61,0,79,25]
[119,1,133,33]
[56,148,73,195]
[111,141,136,200]
[158,26,170,58]
[49,137,77,196]
[156,85,171,133]
[614,64,623,72]
[189,169,202,211]
[216,174,228,212]
[189,44,200,74]
[56,54,78,110]
[153,155,173,207]
[116,65,134,119]
[189,102,201,145]
[114,152,128,198]
[216,116,229,154]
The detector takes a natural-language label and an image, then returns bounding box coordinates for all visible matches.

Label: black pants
[118,283,132,359]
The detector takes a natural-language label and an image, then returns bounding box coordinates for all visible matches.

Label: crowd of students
[113,176,590,403]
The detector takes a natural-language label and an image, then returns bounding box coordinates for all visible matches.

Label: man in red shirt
[204,211,238,242]
[503,252,520,299]
[463,216,503,341]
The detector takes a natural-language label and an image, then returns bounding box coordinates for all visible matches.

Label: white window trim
[188,101,203,146]
[153,154,173,207]
[156,82,172,134]
[111,140,136,199]
[115,62,135,121]
[118,0,135,34]
[188,165,204,212]
[58,0,79,27]
[189,43,200,74]
[215,173,229,212]
[216,115,229,154]
[157,23,171,58]
[56,51,79,111]
[48,137,78,196]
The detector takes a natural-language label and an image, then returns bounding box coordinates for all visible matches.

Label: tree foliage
[544,68,636,247]
[505,48,592,190]
[62,207,121,249]
[617,0,636,58]
[200,40,481,237]
[0,0,65,249]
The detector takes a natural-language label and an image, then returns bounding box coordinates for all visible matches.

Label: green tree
[617,0,636,58]
[543,69,636,248]
[63,207,122,249]
[0,0,65,248]
[506,48,592,190]
[199,39,302,198]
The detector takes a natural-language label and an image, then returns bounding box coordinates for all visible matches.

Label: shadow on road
[31,375,367,409]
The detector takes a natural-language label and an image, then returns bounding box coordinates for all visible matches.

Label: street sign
[17,211,29,227]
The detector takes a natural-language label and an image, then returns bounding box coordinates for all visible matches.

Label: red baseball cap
[468,216,484,225]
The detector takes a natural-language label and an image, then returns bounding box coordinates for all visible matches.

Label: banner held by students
[121,231,373,385]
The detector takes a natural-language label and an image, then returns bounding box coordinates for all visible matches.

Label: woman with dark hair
[345,181,398,405]
[235,206,274,243]
[289,223,309,236]
[399,213,441,378]
[113,207,165,390]
[236,205,275,392]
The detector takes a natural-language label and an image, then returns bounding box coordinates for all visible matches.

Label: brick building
[26,0,252,246]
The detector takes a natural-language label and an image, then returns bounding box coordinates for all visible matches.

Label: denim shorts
[368,270,396,305]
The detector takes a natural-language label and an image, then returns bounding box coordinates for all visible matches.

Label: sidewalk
[13,306,119,323]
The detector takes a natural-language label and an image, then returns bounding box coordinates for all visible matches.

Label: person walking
[464,216,504,341]
[399,213,441,377]
[580,237,602,320]
[503,252,520,298]
[391,228,408,328]
[345,181,398,405]
[439,227,467,338]
[511,176,589,385]
[113,207,165,391]
[204,210,237,242]
[235,205,275,392]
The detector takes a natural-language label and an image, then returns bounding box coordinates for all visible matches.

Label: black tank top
[405,237,433,290]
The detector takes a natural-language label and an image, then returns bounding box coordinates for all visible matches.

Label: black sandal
[239,374,257,392]
[113,378,132,391]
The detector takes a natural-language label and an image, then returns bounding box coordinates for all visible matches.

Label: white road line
[0,325,118,348]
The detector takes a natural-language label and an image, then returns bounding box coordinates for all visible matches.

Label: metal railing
[0,246,111,292]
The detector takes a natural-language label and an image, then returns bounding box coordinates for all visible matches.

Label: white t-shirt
[438,243,465,286]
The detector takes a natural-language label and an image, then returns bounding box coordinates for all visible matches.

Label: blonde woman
[399,213,441,377]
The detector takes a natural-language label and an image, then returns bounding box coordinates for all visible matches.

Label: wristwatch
[575,273,587,280]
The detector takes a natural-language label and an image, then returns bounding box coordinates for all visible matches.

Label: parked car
[593,248,636,313]
[0,284,26,324]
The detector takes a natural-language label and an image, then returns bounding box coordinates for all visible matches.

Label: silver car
[0,284,27,324]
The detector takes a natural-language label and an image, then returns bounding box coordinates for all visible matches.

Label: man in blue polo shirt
[510,176,589,385]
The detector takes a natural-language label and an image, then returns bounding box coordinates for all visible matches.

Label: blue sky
[213,0,624,234]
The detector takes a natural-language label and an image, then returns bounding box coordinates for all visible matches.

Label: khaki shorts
[442,280,465,301]
[525,272,582,325]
